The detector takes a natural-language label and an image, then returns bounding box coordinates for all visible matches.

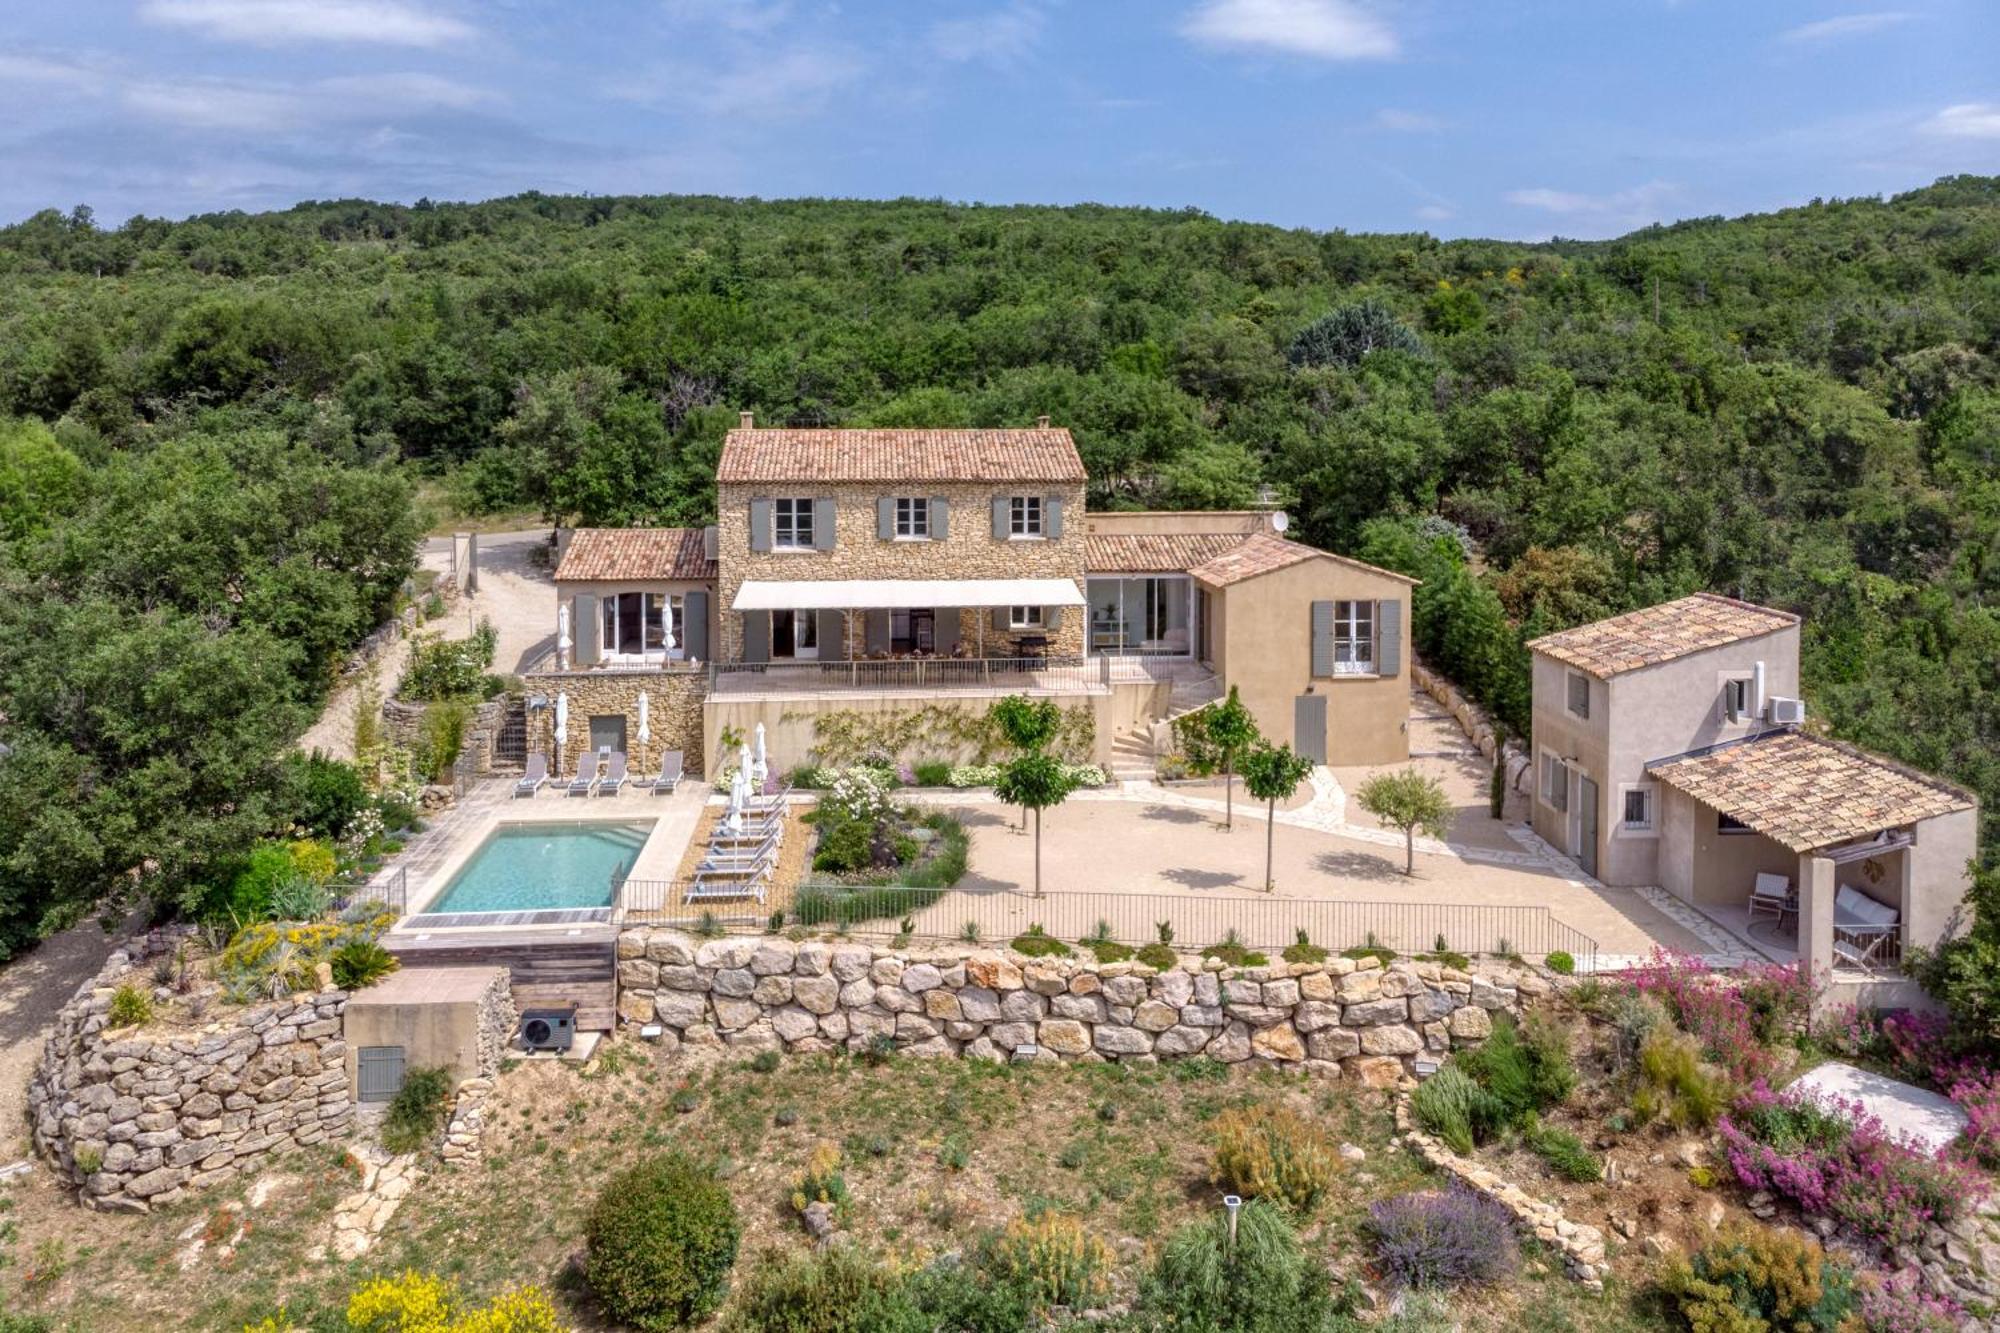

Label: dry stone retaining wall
[28,947,352,1213]
[615,930,1523,1080]
[1412,659,1530,790]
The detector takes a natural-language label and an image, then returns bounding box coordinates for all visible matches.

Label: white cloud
[1924,103,2000,140]
[929,4,1047,67]
[1415,204,1452,221]
[0,52,113,96]
[138,0,475,49]
[1373,108,1447,133]
[1504,180,1682,232]
[125,78,306,130]
[1180,0,1397,61]
[611,45,866,120]
[1778,12,1911,44]
[319,72,497,112]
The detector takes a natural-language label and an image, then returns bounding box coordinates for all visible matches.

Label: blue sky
[1,0,1995,239]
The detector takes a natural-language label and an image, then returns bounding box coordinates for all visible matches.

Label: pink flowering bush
[1629,949,1813,1084]
[1855,1269,1962,1333]
[1818,1003,1884,1061]
[1950,1073,2000,1169]
[1718,1082,1984,1250]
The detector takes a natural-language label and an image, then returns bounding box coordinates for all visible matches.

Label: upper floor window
[1010,495,1044,538]
[895,497,930,540]
[1009,606,1044,630]
[1332,600,1374,674]
[1566,671,1591,719]
[774,497,815,549]
[1721,676,1751,722]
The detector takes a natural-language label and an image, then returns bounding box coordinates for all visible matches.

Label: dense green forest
[0,179,1994,952]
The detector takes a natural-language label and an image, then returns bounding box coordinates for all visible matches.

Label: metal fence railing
[611,878,1597,969]
[341,865,408,916]
[709,655,1107,697]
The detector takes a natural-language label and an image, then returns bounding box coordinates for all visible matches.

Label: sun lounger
[515,753,548,798]
[700,830,779,869]
[743,782,794,814]
[648,750,684,795]
[1833,885,1901,973]
[686,863,770,904]
[596,751,628,797]
[565,751,600,797]
[1747,872,1792,929]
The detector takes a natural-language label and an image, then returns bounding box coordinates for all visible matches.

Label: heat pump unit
[1766,696,1806,726]
[520,1007,577,1052]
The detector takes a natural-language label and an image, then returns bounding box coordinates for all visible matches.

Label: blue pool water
[429,821,654,914]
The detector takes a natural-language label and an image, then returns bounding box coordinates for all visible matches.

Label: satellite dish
[1271,511,1290,533]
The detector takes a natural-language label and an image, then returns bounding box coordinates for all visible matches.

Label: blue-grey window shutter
[683,590,709,660]
[935,608,961,656]
[813,498,836,550]
[1309,600,1333,677]
[1376,598,1401,676]
[742,610,770,663]
[573,594,600,666]
[749,500,773,552]
[1046,606,1064,631]
[990,607,1008,633]
[877,497,894,541]
[992,495,1008,539]
[865,610,890,656]
[931,497,949,540]
[1045,496,1064,539]
[817,610,846,661]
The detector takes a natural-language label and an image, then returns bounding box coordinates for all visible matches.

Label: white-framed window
[1721,675,1752,722]
[1619,782,1656,835]
[1540,749,1570,814]
[1566,671,1591,719]
[602,591,686,660]
[894,497,929,540]
[1332,600,1375,674]
[1009,606,1044,630]
[1009,495,1044,538]
[774,497,814,549]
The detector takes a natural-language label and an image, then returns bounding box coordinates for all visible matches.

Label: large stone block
[1262,979,1301,1008]
[1155,1025,1212,1056]
[964,955,1023,990]
[1208,1021,1252,1063]
[1343,998,1410,1026]
[957,986,1002,1023]
[1251,1026,1306,1062]
[1337,972,1382,1004]
[750,940,798,976]
[999,990,1047,1022]
[1102,976,1148,1007]
[1345,1055,1406,1089]
[830,945,873,982]
[751,975,794,1006]
[1447,1006,1492,1041]
[711,968,756,999]
[1094,1025,1153,1057]
[1359,1025,1422,1056]
[1306,1028,1361,1061]
[1153,971,1195,1007]
[1132,1001,1179,1032]
[652,990,709,1029]
[792,975,840,1016]
[617,959,659,988]
[1051,993,1107,1023]
[1037,1020,1091,1056]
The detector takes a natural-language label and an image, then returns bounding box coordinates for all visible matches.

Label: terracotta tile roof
[717,427,1086,484]
[555,528,715,582]
[1187,533,1418,589]
[1086,532,1248,573]
[1527,593,1798,679]
[1647,730,1975,854]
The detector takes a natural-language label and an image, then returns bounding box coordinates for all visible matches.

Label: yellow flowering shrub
[789,1141,848,1214]
[1209,1103,1342,1215]
[343,1271,567,1332]
[986,1213,1112,1311]
[288,838,338,886]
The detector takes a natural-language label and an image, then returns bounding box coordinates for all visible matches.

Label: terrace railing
[611,879,1598,970]
[709,655,1107,697]
[341,865,408,917]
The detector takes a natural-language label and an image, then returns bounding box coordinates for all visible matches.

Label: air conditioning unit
[1766,696,1806,726]
[520,1007,577,1052]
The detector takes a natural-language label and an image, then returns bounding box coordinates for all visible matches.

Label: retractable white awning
[731,578,1085,612]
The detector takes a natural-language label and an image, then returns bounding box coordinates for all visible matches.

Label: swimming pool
[427,820,654,915]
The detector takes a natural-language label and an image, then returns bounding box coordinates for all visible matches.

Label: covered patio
[1645,730,1978,986]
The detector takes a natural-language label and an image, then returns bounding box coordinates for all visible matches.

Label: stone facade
[614,930,1520,1079]
[521,663,708,778]
[29,947,351,1213]
[382,695,508,775]
[714,479,1089,662]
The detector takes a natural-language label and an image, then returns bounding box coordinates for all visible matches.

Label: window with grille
[1622,786,1653,831]
[1010,606,1043,629]
[1567,671,1590,719]
[894,497,929,539]
[774,497,814,549]
[1009,495,1043,537]
[1332,601,1375,674]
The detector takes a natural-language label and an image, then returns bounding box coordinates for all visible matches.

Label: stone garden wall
[615,929,1525,1081]
[28,947,352,1214]
[1412,658,1530,791]
[520,664,708,779]
[382,694,508,775]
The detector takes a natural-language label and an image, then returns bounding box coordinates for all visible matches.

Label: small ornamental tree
[1356,768,1453,875]
[1199,687,1260,830]
[1240,741,1314,893]
[990,694,1062,830]
[995,750,1077,899]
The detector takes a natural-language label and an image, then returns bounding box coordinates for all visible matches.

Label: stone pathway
[325,1144,422,1260]
[1789,1061,1970,1155]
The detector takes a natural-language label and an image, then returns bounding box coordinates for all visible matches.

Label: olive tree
[1356,768,1454,875]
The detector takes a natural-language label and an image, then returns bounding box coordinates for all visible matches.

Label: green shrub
[1281,930,1327,965]
[1545,950,1575,975]
[983,1213,1112,1312]
[1454,1013,1575,1125]
[1202,929,1269,967]
[1209,1103,1342,1215]
[1080,938,1134,963]
[269,872,331,922]
[1342,944,1396,965]
[722,1245,916,1333]
[400,630,495,702]
[1410,1066,1498,1156]
[1136,942,1178,971]
[417,698,473,782]
[1009,925,1071,958]
[912,760,953,787]
[283,751,369,840]
[790,1142,848,1216]
[1523,1118,1602,1183]
[810,810,874,874]
[1660,1222,1855,1333]
[1136,1198,1348,1332]
[107,983,152,1028]
[1632,1027,1729,1129]
[330,939,398,991]
[382,1065,453,1154]
[214,842,301,923]
[1417,950,1471,972]
[585,1154,741,1332]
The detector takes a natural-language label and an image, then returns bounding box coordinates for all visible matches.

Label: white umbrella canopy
[557,604,572,666]
[554,691,569,755]
[722,765,748,833]
[751,722,768,783]
[636,691,651,745]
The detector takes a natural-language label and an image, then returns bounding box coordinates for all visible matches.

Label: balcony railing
[710,655,1107,697]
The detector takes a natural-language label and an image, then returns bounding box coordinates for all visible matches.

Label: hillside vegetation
[0,179,1994,949]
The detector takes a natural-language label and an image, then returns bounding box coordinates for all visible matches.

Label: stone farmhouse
[522,416,1417,781]
[1527,592,1979,1004]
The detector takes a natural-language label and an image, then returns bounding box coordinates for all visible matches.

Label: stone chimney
[1035,414,1051,429]
[739,410,754,429]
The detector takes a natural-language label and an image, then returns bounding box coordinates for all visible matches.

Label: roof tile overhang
[556,528,715,582]
[731,578,1086,612]
[1085,532,1249,574]
[717,428,1086,484]
[1187,533,1419,589]
[1645,729,1975,854]
[1528,592,1798,679]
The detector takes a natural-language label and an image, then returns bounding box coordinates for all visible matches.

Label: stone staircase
[492,696,528,772]
[1108,668,1222,782]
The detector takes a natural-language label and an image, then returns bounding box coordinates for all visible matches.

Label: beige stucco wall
[703,690,1114,777]
[1657,786,1798,908]
[342,966,511,1091]
[1209,556,1412,767]
[715,480,1088,662]
[1906,805,1978,952]
[521,665,708,778]
[1530,625,1802,887]
[1083,510,1282,538]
